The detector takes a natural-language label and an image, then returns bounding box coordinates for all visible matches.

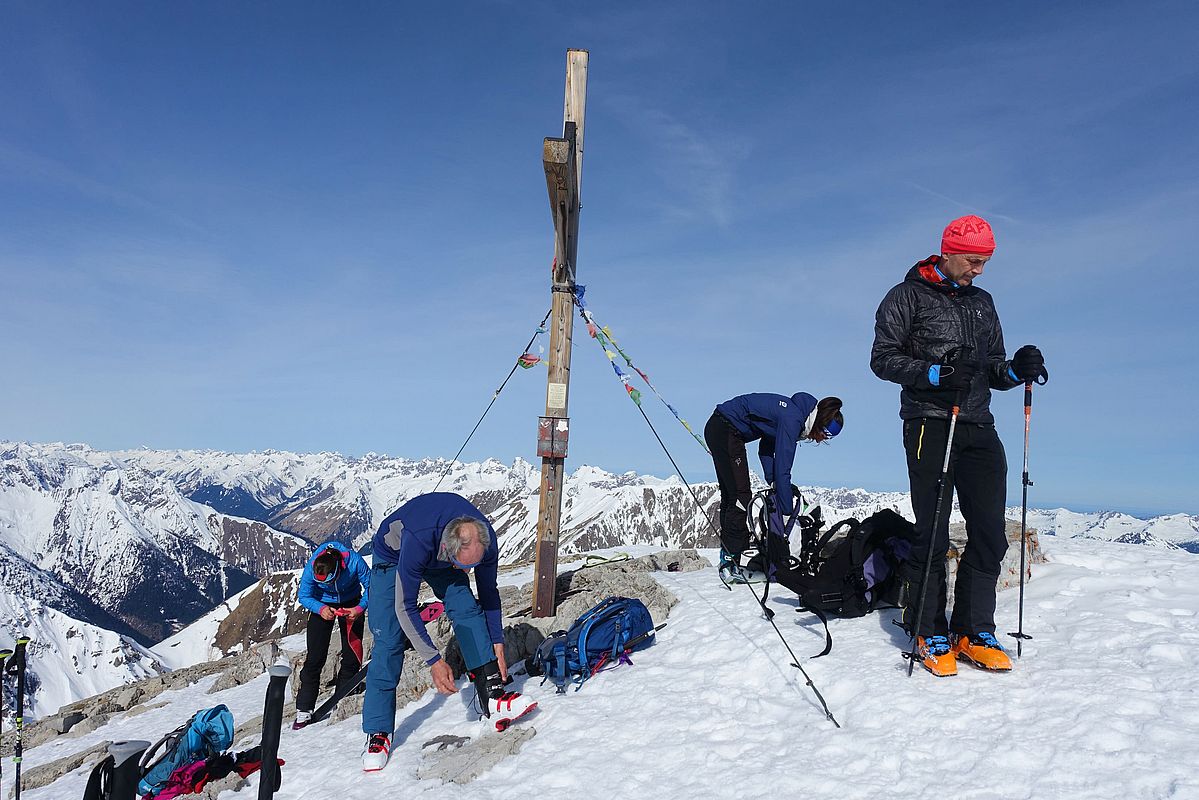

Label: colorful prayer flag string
[515,321,551,369]
[573,288,709,454]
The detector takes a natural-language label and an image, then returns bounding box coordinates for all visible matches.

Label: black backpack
[746,491,915,657]
[781,509,915,618]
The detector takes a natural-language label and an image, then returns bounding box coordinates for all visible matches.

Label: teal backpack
[137,705,235,796]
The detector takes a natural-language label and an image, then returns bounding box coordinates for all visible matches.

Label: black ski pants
[902,418,1008,638]
[705,411,753,556]
[296,601,365,712]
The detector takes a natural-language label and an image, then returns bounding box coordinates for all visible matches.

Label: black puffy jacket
[871,256,1020,424]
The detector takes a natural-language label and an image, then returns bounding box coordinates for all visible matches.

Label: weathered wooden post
[532,49,587,617]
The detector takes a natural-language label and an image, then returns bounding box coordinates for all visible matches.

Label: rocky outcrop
[6,652,246,752]
[11,740,112,797]
[417,727,537,784]
[947,520,1046,597]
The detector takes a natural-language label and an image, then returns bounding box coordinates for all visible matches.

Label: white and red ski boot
[470,661,538,732]
[362,732,391,772]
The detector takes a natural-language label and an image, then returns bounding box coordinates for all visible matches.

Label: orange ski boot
[917,635,958,677]
[952,631,1013,672]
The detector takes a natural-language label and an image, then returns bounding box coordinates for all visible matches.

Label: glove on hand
[934,356,978,391]
[1011,344,1045,382]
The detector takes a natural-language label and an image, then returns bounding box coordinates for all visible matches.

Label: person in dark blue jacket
[360,492,535,772]
[704,392,844,583]
[293,541,371,728]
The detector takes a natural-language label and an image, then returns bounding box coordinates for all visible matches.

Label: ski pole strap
[795,607,833,658]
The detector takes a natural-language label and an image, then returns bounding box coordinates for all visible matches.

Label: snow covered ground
[18,535,1199,800]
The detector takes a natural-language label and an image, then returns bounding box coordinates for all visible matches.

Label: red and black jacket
[870,256,1021,424]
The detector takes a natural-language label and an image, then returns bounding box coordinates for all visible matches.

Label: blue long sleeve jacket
[714,392,819,515]
[372,493,502,666]
[297,542,371,615]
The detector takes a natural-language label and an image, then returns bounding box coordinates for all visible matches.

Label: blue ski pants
[361,562,494,736]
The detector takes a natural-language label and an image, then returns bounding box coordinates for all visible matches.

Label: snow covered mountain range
[1,440,1195,719]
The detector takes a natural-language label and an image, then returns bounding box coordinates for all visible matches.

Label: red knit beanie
[941,215,996,256]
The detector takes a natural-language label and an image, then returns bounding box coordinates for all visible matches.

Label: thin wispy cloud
[0,140,206,234]
[602,94,746,228]
[905,183,1018,224]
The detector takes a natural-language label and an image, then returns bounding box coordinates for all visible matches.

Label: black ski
[307,659,370,725]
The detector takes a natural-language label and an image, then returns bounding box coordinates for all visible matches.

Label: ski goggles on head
[822,417,843,439]
[313,548,341,581]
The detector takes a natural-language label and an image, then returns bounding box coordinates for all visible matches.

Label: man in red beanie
[870,215,1047,677]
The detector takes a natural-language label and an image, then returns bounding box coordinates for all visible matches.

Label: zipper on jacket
[952,295,974,367]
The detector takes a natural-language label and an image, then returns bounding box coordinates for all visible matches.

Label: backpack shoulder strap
[138,713,197,773]
[794,605,833,658]
[848,518,872,574]
[804,519,857,569]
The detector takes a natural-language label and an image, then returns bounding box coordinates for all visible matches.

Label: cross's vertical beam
[532,49,587,618]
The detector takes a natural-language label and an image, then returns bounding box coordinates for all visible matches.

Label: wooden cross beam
[532,49,587,618]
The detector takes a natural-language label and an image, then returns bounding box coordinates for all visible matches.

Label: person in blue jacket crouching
[294,541,371,729]
[704,392,844,583]
[360,492,536,772]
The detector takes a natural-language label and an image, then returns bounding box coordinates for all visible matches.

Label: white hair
[440,516,490,560]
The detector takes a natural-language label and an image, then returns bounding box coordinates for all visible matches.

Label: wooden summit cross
[532,49,587,618]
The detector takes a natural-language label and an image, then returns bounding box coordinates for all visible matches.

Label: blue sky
[2,1,1196,515]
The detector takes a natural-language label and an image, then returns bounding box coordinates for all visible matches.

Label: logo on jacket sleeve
[779,400,787,407]
[384,520,405,550]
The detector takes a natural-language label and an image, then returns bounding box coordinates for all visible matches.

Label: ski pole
[258,664,291,800]
[906,397,962,677]
[0,647,10,792]
[740,490,839,727]
[1008,367,1047,656]
[8,636,30,799]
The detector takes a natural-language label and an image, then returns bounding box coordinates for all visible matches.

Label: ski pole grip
[107,740,150,800]
[258,665,291,800]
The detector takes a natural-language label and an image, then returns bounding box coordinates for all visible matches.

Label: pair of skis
[2,636,32,800]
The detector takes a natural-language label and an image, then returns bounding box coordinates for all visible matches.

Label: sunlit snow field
[20,536,1199,800]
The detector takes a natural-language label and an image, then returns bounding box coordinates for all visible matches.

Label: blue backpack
[530,596,659,693]
[137,705,235,796]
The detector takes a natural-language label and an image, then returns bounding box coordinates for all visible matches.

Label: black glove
[934,356,978,391]
[1011,344,1045,382]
